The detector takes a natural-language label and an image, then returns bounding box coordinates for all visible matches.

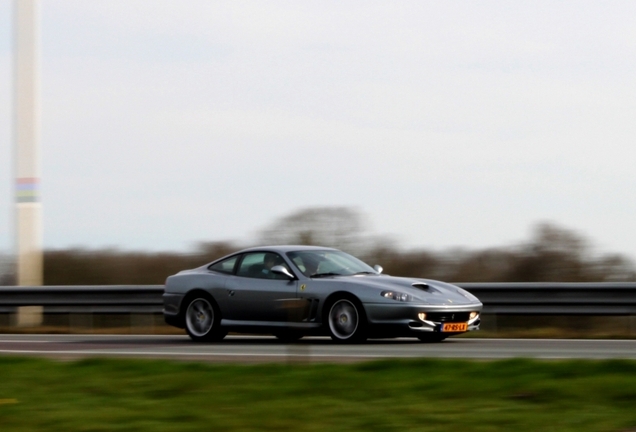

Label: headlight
[381,291,412,302]
[469,311,479,320]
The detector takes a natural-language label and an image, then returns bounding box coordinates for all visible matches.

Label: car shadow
[69,334,455,346]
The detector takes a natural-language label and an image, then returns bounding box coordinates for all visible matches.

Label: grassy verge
[1,358,636,431]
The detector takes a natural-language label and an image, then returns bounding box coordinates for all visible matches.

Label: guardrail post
[15,305,43,327]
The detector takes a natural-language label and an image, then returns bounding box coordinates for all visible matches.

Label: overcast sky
[1,1,635,257]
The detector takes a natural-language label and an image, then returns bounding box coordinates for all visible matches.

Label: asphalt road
[0,334,635,362]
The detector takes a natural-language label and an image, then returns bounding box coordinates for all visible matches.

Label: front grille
[425,312,470,322]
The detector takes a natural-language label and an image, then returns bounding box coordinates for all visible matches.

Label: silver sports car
[163,245,482,343]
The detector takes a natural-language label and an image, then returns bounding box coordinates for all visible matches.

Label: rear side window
[208,255,239,274]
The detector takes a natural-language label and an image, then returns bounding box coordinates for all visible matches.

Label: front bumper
[363,301,482,336]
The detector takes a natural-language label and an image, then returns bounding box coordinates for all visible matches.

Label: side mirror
[373,265,383,274]
[271,265,296,280]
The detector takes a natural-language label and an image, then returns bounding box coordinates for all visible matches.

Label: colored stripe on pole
[16,178,39,203]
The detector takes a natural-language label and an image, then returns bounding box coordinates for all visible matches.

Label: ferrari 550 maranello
[163,246,482,343]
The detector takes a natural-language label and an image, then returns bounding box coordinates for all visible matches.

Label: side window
[236,252,291,280]
[208,255,239,274]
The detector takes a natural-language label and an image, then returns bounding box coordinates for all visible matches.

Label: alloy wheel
[328,299,359,340]
[185,298,214,337]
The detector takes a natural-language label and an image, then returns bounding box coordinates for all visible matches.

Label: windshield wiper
[310,272,343,278]
[353,271,376,275]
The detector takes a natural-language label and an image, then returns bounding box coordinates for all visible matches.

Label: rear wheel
[184,296,226,342]
[327,297,367,343]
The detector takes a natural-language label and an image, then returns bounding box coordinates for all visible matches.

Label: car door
[225,252,298,323]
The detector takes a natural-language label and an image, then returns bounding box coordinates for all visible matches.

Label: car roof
[203,245,343,268]
[235,245,339,254]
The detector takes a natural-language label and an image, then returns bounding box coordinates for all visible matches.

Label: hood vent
[411,282,430,290]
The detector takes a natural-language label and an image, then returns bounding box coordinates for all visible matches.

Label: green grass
[1,357,636,431]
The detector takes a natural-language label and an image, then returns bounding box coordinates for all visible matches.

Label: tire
[417,334,447,343]
[184,295,226,342]
[326,297,367,343]
[273,330,303,343]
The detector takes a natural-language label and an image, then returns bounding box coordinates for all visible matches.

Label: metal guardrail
[0,285,164,314]
[0,283,635,315]
[458,283,636,315]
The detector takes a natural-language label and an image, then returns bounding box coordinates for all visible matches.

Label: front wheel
[327,298,367,343]
[184,296,226,342]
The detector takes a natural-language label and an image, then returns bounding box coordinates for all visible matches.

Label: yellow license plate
[441,322,468,332]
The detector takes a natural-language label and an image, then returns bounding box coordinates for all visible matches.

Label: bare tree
[35,212,636,284]
[505,223,591,282]
[257,207,368,254]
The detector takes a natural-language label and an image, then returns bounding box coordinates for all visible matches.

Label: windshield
[286,250,377,277]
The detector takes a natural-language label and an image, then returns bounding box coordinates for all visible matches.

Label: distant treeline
[2,207,635,285]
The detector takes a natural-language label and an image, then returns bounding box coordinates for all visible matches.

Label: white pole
[14,0,43,325]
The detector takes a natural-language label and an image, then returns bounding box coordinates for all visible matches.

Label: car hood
[337,275,481,305]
